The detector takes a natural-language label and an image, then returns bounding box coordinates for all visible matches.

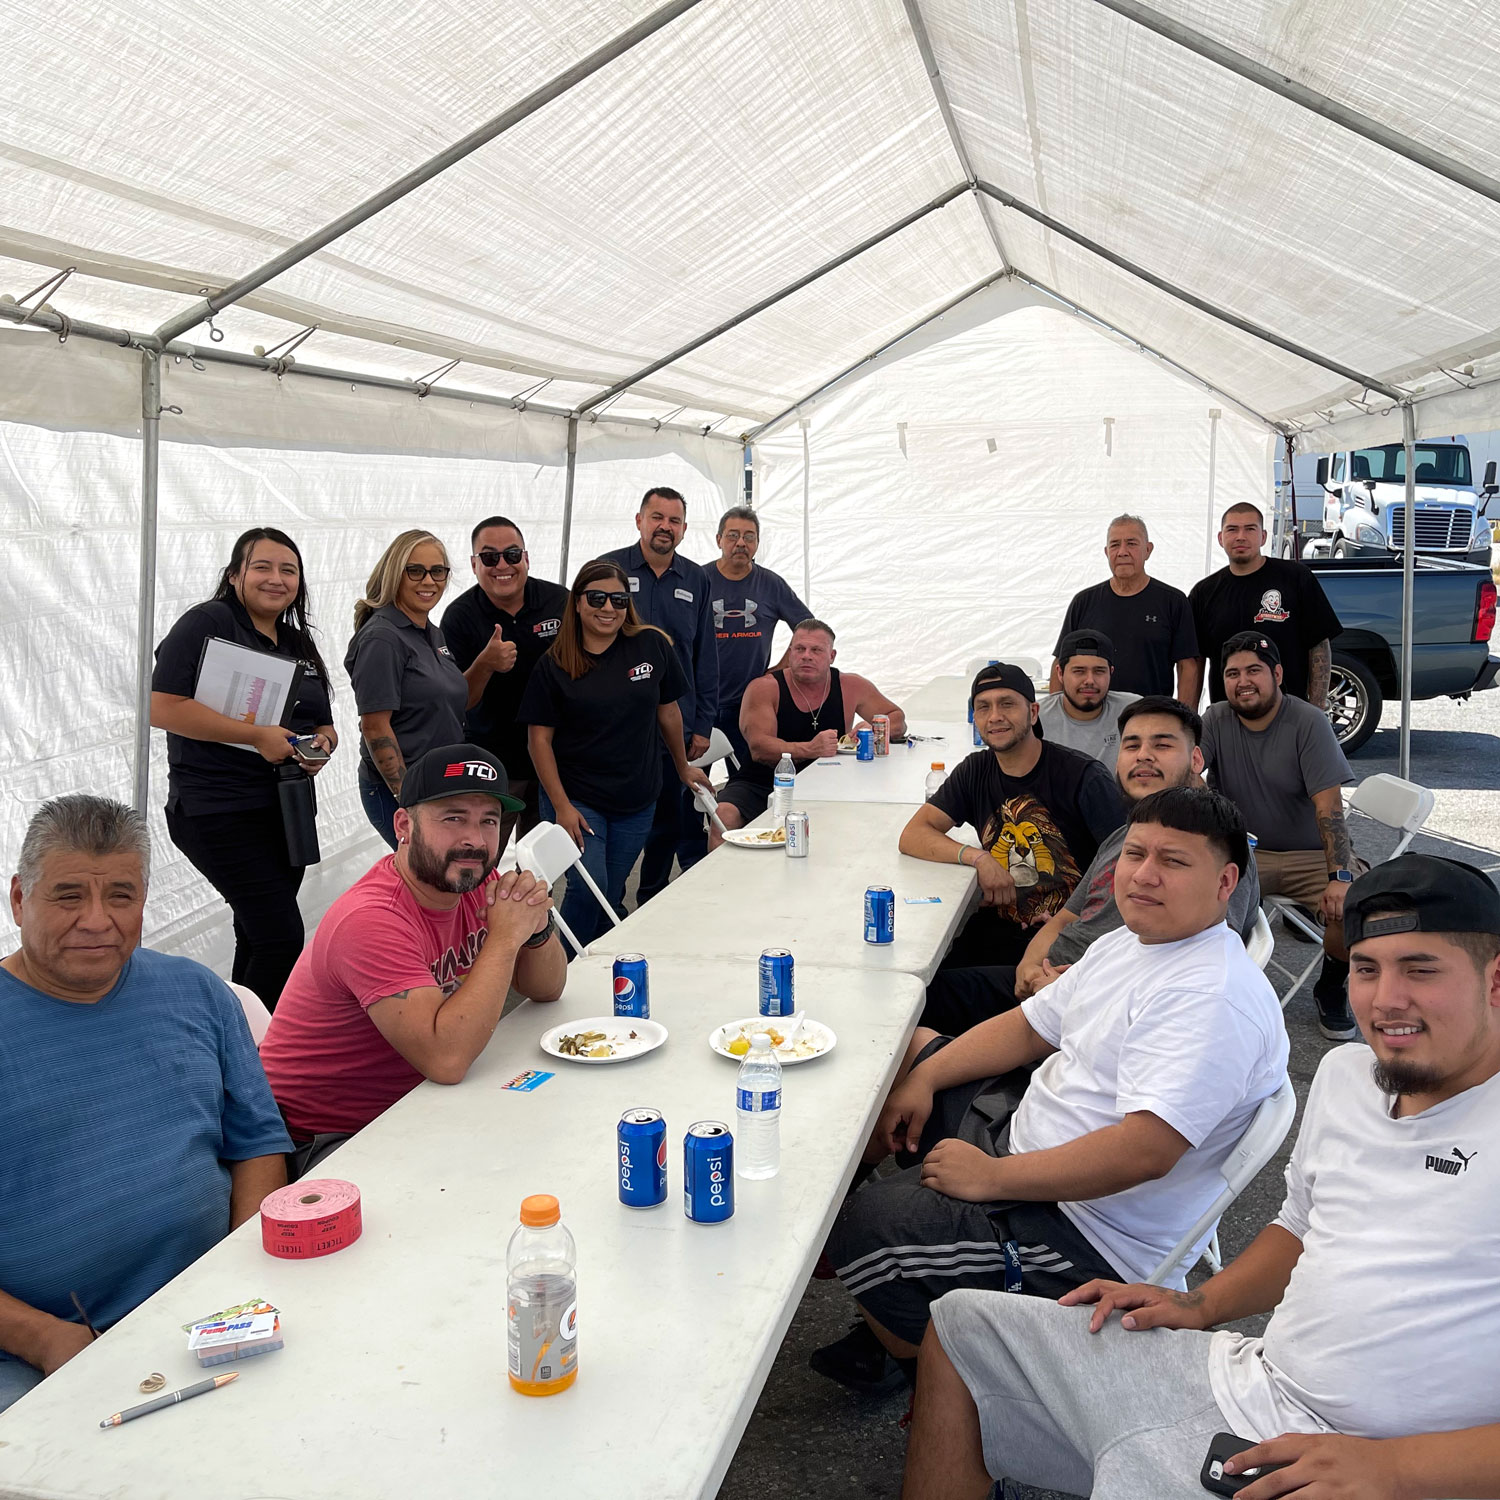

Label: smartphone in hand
[1201,1432,1287,1495]
[290,734,330,763]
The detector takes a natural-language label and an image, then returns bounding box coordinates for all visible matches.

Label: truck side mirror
[1363,479,1377,495]
[1315,457,1329,487]
[1484,461,1497,501]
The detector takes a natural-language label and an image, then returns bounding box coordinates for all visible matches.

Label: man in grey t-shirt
[1200,631,1357,1040]
[921,696,1258,1035]
[1037,629,1139,766]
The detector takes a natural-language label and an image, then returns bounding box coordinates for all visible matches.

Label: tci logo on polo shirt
[629,662,654,684]
[444,761,498,780]
[533,618,561,638]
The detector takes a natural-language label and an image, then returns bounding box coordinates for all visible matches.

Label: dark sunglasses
[476,546,524,567]
[404,563,451,582]
[582,589,630,610]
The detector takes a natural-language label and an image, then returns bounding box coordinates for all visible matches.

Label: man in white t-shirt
[904,852,1500,1500]
[811,786,1287,1395]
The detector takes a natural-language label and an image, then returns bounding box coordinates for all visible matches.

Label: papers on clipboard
[194,638,303,753]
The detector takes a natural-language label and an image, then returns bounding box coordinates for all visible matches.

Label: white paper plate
[722,827,788,850]
[541,1016,668,1064]
[709,1016,837,1065]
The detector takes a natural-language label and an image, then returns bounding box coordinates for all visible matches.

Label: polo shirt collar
[626,541,684,579]
[375,602,425,631]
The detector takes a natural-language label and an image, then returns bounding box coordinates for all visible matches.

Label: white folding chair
[1245,908,1274,970]
[1146,1077,1297,1285]
[693,782,728,837]
[228,981,272,1048]
[1262,773,1435,1010]
[513,821,619,956]
[690,726,740,775]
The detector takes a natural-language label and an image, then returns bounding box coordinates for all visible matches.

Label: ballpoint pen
[99,1372,238,1428]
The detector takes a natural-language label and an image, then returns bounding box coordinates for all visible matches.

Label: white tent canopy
[3,0,1496,949]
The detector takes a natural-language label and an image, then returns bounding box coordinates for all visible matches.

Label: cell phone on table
[289,734,330,763]
[1201,1432,1286,1494]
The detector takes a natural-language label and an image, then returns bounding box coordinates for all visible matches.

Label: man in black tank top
[714,620,906,840]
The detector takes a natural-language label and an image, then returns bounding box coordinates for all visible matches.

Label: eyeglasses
[476,546,524,567]
[404,564,452,583]
[582,589,630,610]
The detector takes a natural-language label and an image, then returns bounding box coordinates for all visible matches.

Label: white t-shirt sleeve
[1273,1057,1333,1242]
[1018,962,1084,1048]
[1113,986,1269,1147]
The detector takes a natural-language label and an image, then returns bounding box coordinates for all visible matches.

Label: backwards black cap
[1344,853,1500,947]
[1057,628,1116,668]
[1221,630,1281,669]
[970,661,1037,706]
[398,743,525,812]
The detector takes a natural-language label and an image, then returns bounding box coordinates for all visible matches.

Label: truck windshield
[1352,444,1473,488]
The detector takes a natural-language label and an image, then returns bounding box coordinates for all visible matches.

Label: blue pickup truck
[1314,556,1497,753]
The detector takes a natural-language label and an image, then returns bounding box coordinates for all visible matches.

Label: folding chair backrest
[228,982,272,1048]
[1245,909,1274,970]
[514,821,584,884]
[1145,1077,1296,1286]
[691,726,738,770]
[1348,773,1435,857]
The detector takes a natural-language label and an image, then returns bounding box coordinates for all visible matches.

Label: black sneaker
[809,1321,905,1395]
[1314,987,1360,1041]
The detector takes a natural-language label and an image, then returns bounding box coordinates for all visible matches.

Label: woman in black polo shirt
[520,559,713,947]
[345,529,468,847]
[151,526,336,1009]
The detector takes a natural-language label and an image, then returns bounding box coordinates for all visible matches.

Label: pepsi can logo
[444,761,498,779]
[656,1140,667,1168]
[615,976,635,1002]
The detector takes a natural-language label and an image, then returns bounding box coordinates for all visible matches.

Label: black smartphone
[1200,1432,1286,1494]
[290,734,330,763]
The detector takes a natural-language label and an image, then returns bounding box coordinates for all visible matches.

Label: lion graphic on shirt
[980,796,1082,925]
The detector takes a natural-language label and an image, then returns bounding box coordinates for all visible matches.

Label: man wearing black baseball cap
[1201,630,1359,1039]
[1037,629,1140,766]
[906,851,1500,1500]
[900,662,1124,969]
[262,743,566,1173]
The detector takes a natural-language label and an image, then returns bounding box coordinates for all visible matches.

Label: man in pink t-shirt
[262,744,566,1172]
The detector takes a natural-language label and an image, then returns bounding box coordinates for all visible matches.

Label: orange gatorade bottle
[506,1194,578,1396]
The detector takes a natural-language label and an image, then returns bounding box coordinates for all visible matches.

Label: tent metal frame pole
[575,185,968,414]
[134,351,162,813]
[1087,0,1500,211]
[558,415,579,584]
[899,0,1010,271]
[743,268,1012,443]
[0,306,740,446]
[976,181,1405,402]
[800,420,812,605]
[1205,406,1221,574]
[1400,401,1417,779]
[152,0,707,345]
[1010,271,1279,431]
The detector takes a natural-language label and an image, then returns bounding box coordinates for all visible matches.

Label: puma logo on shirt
[1425,1147,1477,1176]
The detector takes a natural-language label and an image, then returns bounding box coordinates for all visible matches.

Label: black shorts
[718,777,770,824]
[827,1041,1121,1346]
[920,964,1022,1035]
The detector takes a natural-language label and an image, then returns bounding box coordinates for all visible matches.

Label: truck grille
[1386,506,1473,550]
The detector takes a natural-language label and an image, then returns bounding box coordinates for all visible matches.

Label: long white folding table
[600,800,978,984]
[0,956,924,1500]
[790,718,975,805]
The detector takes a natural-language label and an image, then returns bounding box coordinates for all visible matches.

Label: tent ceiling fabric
[4,0,1500,433]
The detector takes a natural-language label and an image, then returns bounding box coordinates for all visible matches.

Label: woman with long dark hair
[519,559,712,946]
[151,527,336,1008]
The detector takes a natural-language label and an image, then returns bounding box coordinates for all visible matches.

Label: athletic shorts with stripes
[827,1040,1123,1348]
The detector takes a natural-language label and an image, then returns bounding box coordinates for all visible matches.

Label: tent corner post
[1399,401,1417,780]
[558,415,579,584]
[134,351,163,814]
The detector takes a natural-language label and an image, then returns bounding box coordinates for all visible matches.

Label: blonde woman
[345,530,467,847]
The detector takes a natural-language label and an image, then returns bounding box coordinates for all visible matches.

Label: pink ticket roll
[260,1179,362,1259]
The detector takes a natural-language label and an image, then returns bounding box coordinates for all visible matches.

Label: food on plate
[557,1028,639,1058]
[837,733,858,751]
[746,827,786,844]
[721,1020,819,1060]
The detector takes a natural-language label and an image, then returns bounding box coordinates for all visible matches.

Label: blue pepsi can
[613,953,649,1019]
[864,885,895,945]
[618,1107,667,1208]
[684,1121,734,1223]
[758,948,795,1017]
[856,726,874,761]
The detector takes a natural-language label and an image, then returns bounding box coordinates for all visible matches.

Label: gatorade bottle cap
[520,1193,560,1228]
[930,762,944,771]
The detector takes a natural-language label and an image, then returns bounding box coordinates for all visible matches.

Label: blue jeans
[539,791,656,950]
[359,765,400,850]
[0,1356,44,1413]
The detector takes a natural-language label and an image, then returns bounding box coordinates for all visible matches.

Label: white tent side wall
[754,306,1273,698]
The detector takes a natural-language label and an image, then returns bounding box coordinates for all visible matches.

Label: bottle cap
[519,1193,560,1227]
[931,762,944,771]
[750,1033,772,1051]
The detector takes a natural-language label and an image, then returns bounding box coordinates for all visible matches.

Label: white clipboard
[194,637,303,753]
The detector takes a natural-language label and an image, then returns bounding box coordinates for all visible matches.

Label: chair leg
[1203,1230,1223,1276]
[551,909,587,956]
[570,859,623,928]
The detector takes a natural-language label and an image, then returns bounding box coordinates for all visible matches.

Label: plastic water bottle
[770,753,796,822]
[924,762,947,799]
[506,1194,578,1396]
[735,1033,782,1180]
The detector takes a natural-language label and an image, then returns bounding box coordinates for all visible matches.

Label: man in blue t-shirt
[0,796,291,1413]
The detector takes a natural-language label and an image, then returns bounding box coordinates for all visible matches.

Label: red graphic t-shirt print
[1075,855,1118,922]
[1254,588,1290,623]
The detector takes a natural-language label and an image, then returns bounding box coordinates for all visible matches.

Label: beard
[1370,1055,1444,1098]
[407,822,496,893]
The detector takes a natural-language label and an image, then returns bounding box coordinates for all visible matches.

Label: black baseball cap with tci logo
[399,743,526,811]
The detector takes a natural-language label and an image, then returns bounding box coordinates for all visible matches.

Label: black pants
[167,803,307,1010]
[921,964,1022,1035]
[939,906,1033,970]
[638,749,686,902]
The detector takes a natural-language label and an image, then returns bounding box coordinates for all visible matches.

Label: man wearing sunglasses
[602,487,720,902]
[442,517,568,841]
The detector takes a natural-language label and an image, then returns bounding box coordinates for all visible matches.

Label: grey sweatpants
[931,1289,1230,1499]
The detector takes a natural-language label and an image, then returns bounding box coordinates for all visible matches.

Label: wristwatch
[1330,869,1354,884]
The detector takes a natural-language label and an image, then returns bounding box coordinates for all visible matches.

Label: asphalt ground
[716,688,1500,1500]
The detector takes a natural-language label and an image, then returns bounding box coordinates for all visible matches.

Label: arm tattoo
[368,734,406,796]
[1307,639,1331,708]
[1317,806,1354,871]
